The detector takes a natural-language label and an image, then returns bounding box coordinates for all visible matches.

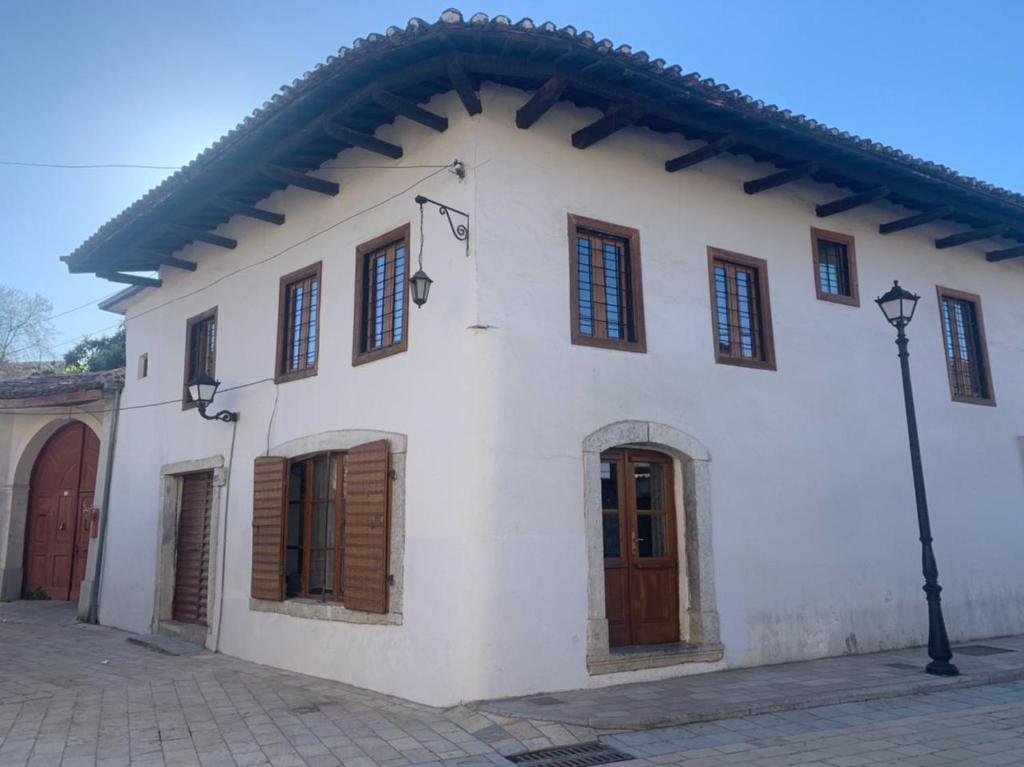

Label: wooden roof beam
[136,249,197,271]
[572,104,642,149]
[214,198,285,225]
[935,224,1008,250]
[986,244,1024,262]
[322,122,403,159]
[816,186,889,218]
[516,75,567,129]
[744,162,818,195]
[879,206,952,234]
[371,90,448,132]
[665,136,736,172]
[447,58,482,116]
[169,224,237,250]
[98,272,162,288]
[263,164,339,196]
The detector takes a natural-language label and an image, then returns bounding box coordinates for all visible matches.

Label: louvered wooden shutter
[251,456,287,601]
[343,440,391,613]
[172,471,213,625]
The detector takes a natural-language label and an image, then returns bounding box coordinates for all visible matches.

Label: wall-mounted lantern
[411,194,470,308]
[187,373,239,423]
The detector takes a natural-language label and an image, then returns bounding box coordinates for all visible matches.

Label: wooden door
[23,422,99,601]
[171,471,213,625]
[601,448,680,647]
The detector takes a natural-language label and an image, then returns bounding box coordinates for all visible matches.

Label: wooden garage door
[172,471,213,625]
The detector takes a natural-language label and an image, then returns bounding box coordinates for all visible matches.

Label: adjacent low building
[44,11,1024,705]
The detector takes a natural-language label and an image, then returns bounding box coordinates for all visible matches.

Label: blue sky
[1,0,1021,356]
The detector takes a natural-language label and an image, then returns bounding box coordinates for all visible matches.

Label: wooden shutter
[172,471,213,625]
[343,440,391,613]
[251,456,287,601]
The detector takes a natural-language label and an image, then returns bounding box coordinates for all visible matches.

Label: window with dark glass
[353,225,410,365]
[811,228,859,305]
[937,287,994,405]
[285,453,344,600]
[708,248,775,369]
[182,308,216,407]
[276,263,321,382]
[568,214,646,352]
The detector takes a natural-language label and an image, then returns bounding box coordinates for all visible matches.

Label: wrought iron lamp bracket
[415,195,470,257]
[197,404,239,423]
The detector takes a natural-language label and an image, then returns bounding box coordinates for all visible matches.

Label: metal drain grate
[508,742,633,767]
[954,645,1015,656]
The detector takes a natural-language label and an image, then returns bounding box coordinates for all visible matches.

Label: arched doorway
[22,421,99,600]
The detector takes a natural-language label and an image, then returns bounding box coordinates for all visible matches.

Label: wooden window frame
[286,452,346,602]
[707,247,776,371]
[810,227,859,306]
[352,224,411,366]
[935,286,996,407]
[567,213,647,353]
[275,262,322,384]
[182,307,217,409]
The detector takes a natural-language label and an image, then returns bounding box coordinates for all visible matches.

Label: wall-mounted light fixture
[187,373,239,422]
[411,194,470,307]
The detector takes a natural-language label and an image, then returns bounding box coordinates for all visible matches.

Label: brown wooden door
[601,448,680,647]
[23,422,99,601]
[172,471,213,625]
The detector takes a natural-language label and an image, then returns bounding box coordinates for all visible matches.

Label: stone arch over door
[2,416,102,601]
[583,420,722,673]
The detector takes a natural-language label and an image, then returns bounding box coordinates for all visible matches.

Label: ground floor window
[286,453,344,600]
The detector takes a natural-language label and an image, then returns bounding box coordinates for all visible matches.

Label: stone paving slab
[125,635,205,657]
[479,636,1024,729]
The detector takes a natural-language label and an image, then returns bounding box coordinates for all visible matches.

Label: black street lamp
[876,281,958,677]
[187,373,239,423]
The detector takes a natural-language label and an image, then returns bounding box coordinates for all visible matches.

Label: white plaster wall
[100,81,1024,706]
[460,84,1024,700]
[100,91,491,705]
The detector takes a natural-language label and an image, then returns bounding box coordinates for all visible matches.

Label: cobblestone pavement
[3,602,1024,766]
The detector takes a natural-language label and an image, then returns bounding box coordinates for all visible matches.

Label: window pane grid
[816,239,851,296]
[287,453,344,602]
[361,241,407,354]
[713,259,764,361]
[576,233,634,341]
[283,274,319,374]
[941,296,988,399]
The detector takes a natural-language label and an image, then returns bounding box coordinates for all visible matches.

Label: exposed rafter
[322,122,403,159]
[371,90,449,132]
[516,75,566,129]
[138,250,196,271]
[816,186,889,218]
[214,198,285,225]
[98,272,162,288]
[879,207,952,235]
[665,136,736,172]
[986,245,1024,262]
[263,164,340,196]
[935,224,1007,250]
[744,162,818,195]
[447,58,482,115]
[572,104,641,149]
[169,225,237,250]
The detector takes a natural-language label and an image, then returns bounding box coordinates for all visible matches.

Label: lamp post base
[926,659,960,677]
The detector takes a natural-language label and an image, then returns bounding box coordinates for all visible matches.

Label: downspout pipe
[87,385,121,625]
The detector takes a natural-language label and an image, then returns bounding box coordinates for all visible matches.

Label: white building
[52,12,1024,706]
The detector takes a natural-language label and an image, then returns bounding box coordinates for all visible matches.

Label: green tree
[0,286,54,362]
[63,326,126,372]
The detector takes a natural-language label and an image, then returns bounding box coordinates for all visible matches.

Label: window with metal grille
[811,228,859,305]
[708,248,776,369]
[276,263,321,382]
[937,287,994,405]
[182,308,216,407]
[568,214,646,352]
[285,453,344,601]
[353,224,410,365]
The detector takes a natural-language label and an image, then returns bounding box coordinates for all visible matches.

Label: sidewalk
[478,635,1024,730]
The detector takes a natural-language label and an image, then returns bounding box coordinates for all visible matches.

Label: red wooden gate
[23,422,100,601]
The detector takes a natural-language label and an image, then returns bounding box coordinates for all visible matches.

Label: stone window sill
[587,642,723,675]
[249,597,402,625]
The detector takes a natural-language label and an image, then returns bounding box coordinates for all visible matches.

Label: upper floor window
[353,225,410,365]
[276,262,321,383]
[568,214,646,352]
[811,228,859,306]
[183,308,216,407]
[937,287,995,405]
[708,248,776,370]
